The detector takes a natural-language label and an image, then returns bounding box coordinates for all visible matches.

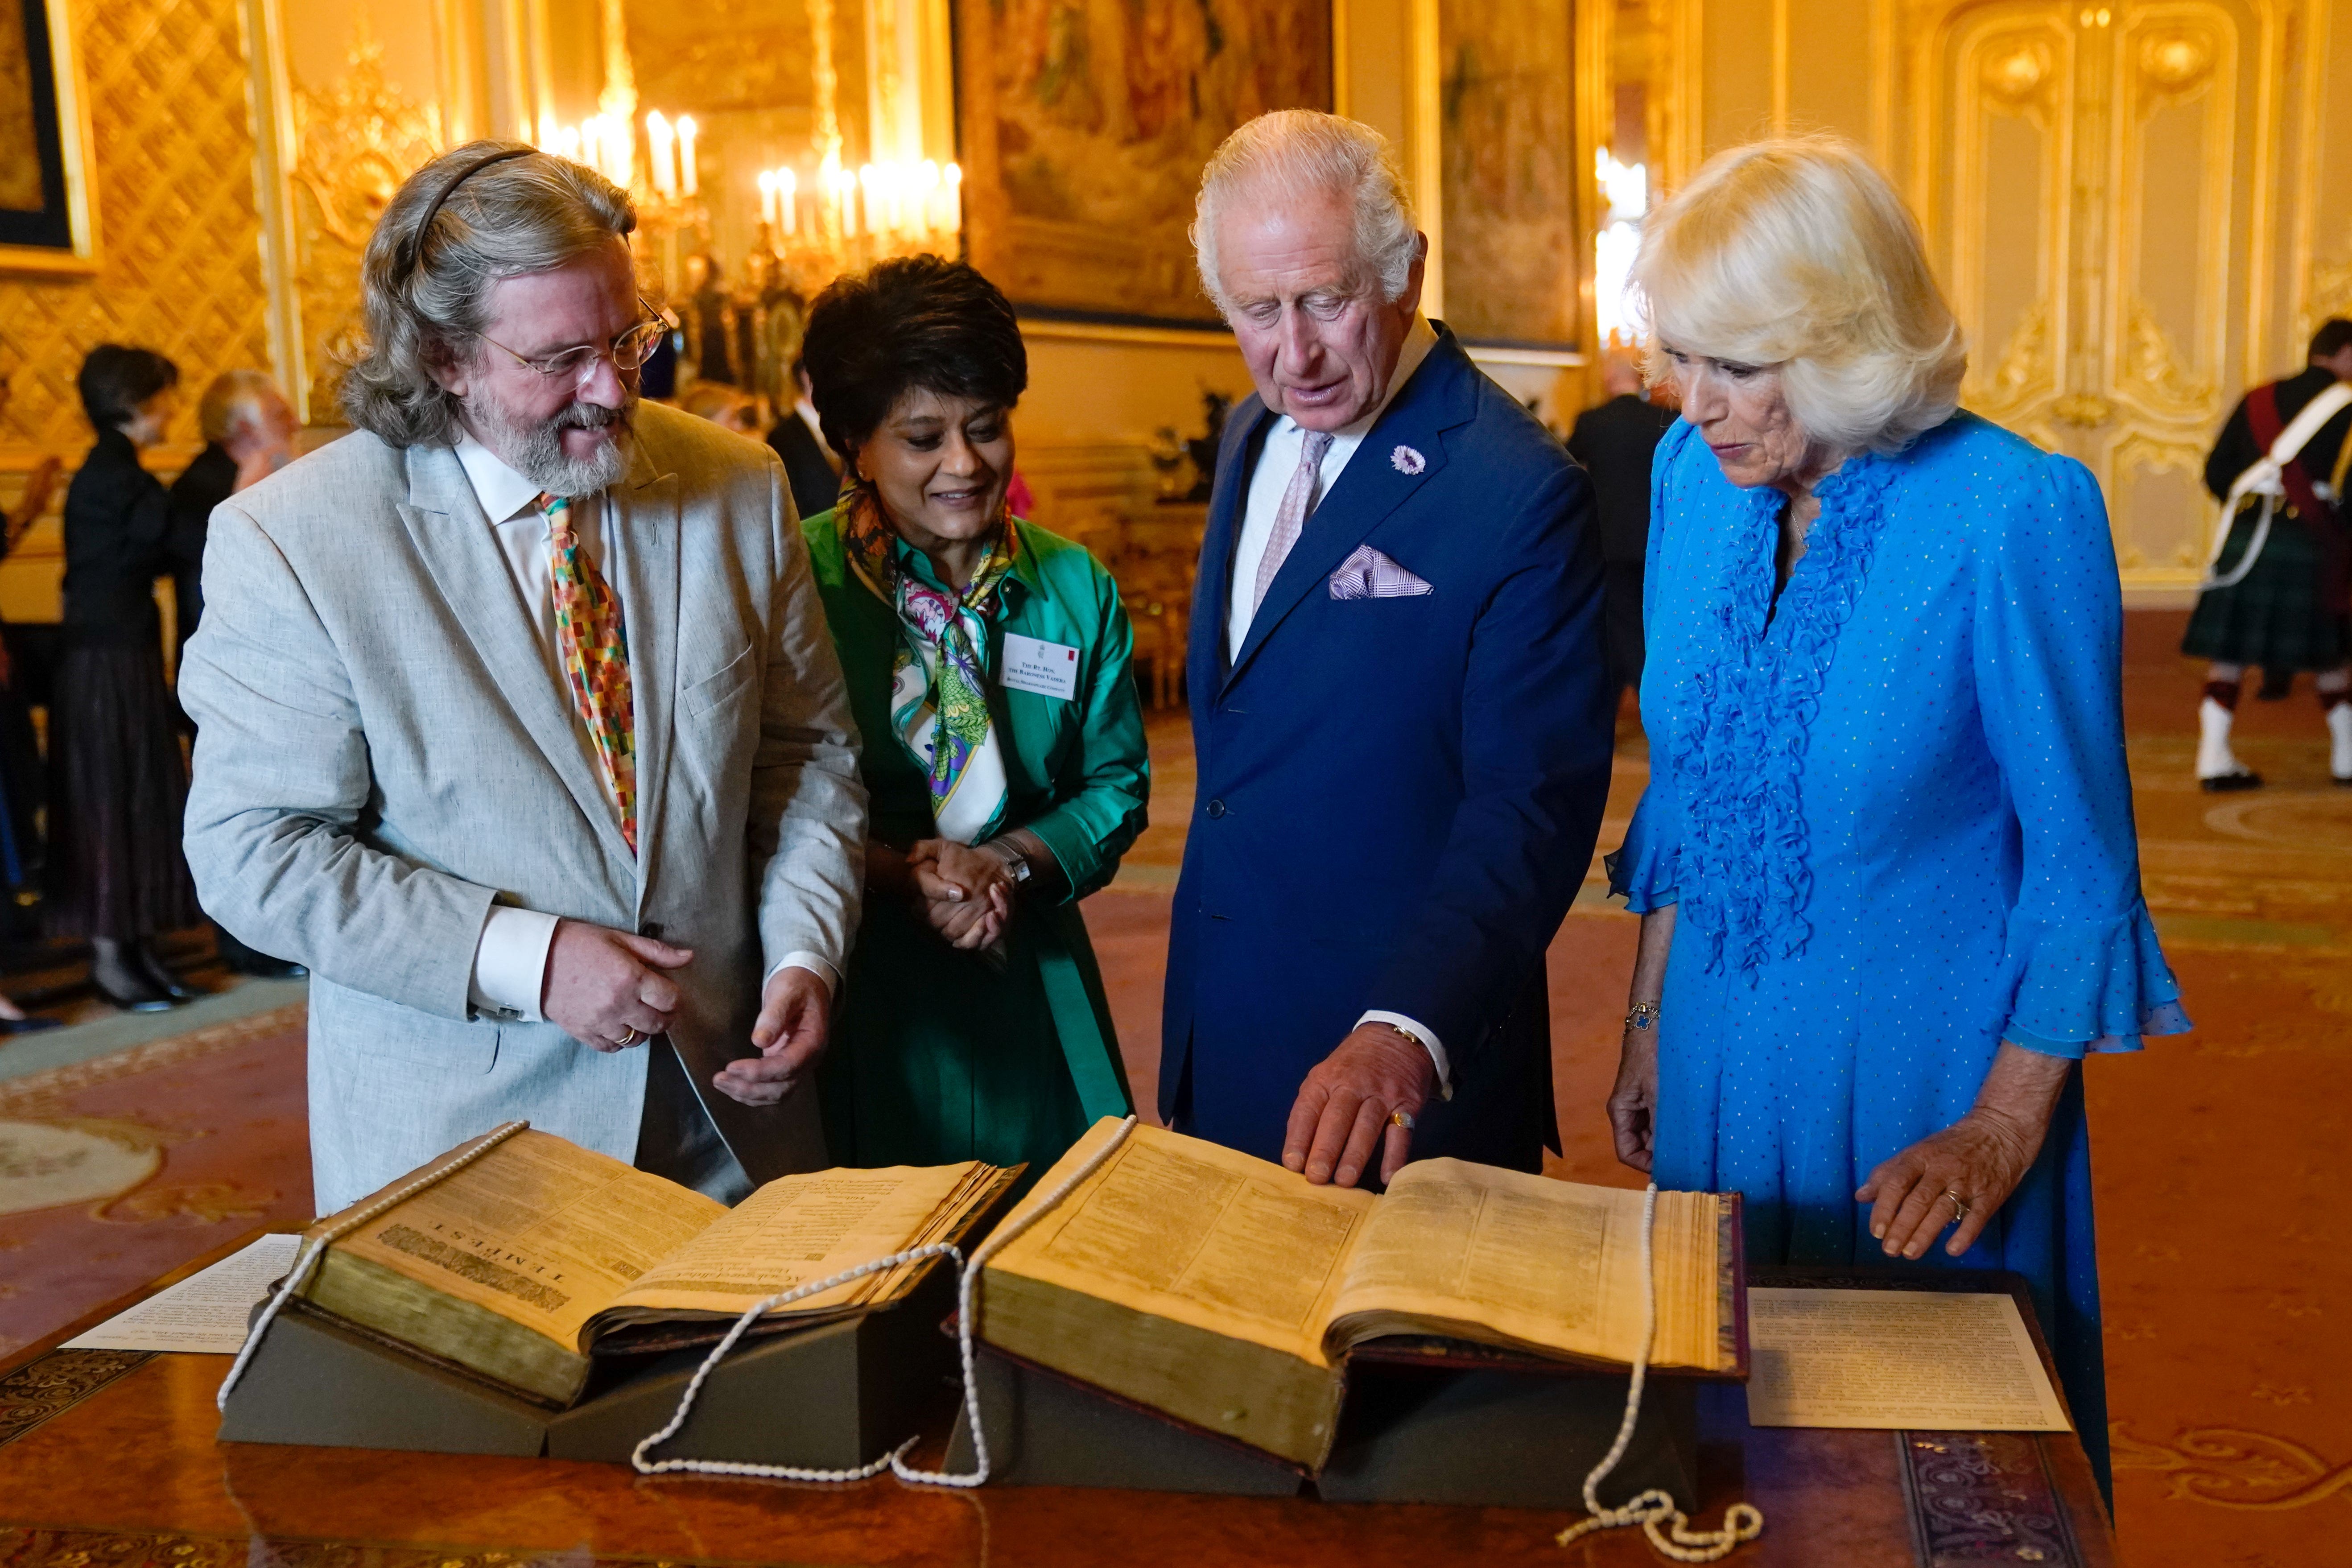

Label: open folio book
[980,1119,1744,1469]
[285,1127,1019,1407]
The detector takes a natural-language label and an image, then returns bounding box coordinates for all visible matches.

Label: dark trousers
[1603,561,1646,700]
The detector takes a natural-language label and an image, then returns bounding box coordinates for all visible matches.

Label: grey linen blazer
[179,402,867,1213]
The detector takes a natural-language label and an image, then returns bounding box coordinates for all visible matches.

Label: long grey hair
[341,141,636,447]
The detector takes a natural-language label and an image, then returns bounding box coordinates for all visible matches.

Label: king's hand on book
[1283,1023,1436,1187]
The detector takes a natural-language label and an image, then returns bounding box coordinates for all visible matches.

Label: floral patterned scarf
[838,481,1019,844]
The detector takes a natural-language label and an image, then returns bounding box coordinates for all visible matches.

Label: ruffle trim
[1998,904,2191,1059]
[1604,814,1679,913]
[1666,450,1905,978]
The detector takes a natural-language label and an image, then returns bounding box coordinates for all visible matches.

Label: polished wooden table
[0,1242,2116,1566]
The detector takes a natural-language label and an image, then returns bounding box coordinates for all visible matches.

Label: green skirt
[817,897,1132,1197]
[2183,508,2349,671]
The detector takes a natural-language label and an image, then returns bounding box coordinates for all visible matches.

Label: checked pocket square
[1329,545,1433,599]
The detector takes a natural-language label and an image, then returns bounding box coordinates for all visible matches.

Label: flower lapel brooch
[1391,444,1427,475]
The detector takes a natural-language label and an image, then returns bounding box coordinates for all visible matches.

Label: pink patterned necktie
[1252,428,1337,612]
[538,492,637,854]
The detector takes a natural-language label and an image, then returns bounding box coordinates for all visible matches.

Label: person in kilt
[2187,318,2352,789]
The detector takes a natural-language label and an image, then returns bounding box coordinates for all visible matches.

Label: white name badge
[1000,632,1081,701]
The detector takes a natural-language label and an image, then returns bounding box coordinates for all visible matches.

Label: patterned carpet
[0,1004,311,1358]
[0,611,2342,1566]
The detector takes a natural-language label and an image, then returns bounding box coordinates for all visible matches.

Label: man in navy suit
[1163,110,1614,1188]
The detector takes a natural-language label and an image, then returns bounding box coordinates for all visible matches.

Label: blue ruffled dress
[1613,412,2188,1486]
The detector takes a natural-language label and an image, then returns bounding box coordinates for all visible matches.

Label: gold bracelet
[1624,1002,1660,1032]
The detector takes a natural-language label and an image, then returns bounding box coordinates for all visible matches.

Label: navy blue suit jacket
[1159,326,1614,1172]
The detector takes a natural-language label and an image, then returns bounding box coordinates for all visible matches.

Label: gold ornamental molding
[0,0,101,278]
[286,32,446,423]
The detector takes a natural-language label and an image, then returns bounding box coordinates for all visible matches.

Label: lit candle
[646,112,675,196]
[779,166,798,235]
[918,160,941,235]
[756,170,775,229]
[676,117,699,196]
[858,165,876,236]
[556,124,582,162]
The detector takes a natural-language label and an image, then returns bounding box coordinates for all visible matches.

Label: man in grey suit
[181,144,866,1213]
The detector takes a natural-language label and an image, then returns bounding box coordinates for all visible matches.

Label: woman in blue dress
[1604,137,2188,1494]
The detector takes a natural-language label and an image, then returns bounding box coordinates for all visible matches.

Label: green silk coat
[804,509,1146,1189]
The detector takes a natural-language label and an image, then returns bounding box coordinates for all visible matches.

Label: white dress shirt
[454,433,838,1021]
[1220,317,1452,1098]
[1226,315,1439,663]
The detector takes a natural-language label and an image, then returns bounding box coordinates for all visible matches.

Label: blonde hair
[1632,136,1966,455]
[1192,111,1421,316]
[197,369,284,444]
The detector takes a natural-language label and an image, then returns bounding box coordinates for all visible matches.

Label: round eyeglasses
[480,302,670,381]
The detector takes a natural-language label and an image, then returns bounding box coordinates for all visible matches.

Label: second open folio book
[978,1118,1746,1470]
[287,1128,1019,1407]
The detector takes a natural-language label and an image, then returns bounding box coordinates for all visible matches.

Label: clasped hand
[877,838,1016,950]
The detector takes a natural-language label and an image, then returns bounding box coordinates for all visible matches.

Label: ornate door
[1916,0,2277,590]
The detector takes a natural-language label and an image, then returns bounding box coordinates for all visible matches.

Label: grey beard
[467,392,635,496]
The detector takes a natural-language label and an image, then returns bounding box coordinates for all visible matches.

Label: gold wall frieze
[286,34,447,421]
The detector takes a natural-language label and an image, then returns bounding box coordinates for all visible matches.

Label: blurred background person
[166,369,305,980]
[767,356,842,523]
[1568,347,1679,707]
[53,344,205,1011]
[799,255,1147,1194]
[0,360,62,1031]
[2182,318,2352,789]
[679,380,762,437]
[1607,137,2185,1498]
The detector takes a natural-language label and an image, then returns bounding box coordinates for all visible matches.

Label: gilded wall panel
[288,40,445,420]
[0,0,268,454]
[1942,9,2071,439]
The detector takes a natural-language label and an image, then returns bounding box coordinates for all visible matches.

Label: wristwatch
[981,838,1033,884]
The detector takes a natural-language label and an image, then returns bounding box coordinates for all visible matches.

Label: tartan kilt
[2182,505,2350,670]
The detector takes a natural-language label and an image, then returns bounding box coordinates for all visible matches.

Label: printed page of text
[327,1130,724,1345]
[611,1163,976,1315]
[1745,1288,2072,1430]
[989,1120,1375,1365]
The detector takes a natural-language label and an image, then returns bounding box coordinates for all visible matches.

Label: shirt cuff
[1358,1010,1454,1100]
[470,907,560,1022]
[764,951,841,1000]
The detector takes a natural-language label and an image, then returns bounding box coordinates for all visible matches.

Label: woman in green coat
[800,255,1147,1189]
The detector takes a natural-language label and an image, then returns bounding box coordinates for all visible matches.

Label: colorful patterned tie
[539,492,637,854]
[1252,428,1336,612]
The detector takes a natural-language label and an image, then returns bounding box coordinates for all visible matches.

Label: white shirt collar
[1273,314,1441,443]
[452,429,548,526]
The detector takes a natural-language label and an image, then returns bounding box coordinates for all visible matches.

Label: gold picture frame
[953,0,1334,328]
[0,0,101,276]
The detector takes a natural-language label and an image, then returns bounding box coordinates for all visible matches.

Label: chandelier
[528,0,964,404]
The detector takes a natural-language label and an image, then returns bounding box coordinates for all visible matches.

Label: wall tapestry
[955,0,1332,326]
[1440,0,1580,347]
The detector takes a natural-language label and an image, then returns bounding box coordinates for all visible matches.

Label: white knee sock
[2198,697,2243,779]
[2329,701,2352,779]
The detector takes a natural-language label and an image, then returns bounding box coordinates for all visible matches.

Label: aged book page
[989,1119,1376,1366]
[317,1129,725,1347]
[604,1162,988,1319]
[1745,1288,2071,1430]
[1322,1160,1726,1370]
